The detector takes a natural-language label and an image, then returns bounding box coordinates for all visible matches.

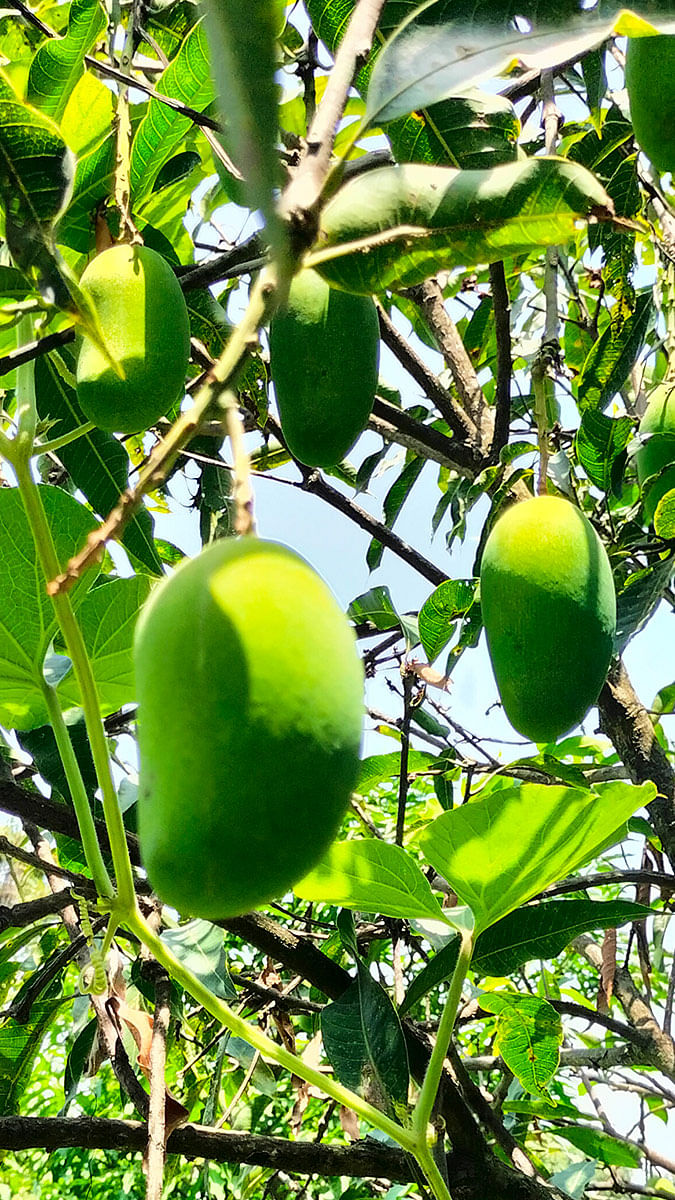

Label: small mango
[134,537,364,919]
[76,243,191,435]
[635,382,675,523]
[480,496,616,743]
[269,268,379,467]
[625,36,675,174]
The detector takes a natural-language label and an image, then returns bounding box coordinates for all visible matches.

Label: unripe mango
[625,36,675,174]
[635,383,675,523]
[269,268,379,467]
[76,244,191,434]
[480,496,616,744]
[134,538,364,919]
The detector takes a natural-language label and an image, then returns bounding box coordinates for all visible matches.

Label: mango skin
[134,538,364,919]
[480,496,616,744]
[76,244,191,435]
[269,268,379,467]
[626,37,675,174]
[635,383,675,523]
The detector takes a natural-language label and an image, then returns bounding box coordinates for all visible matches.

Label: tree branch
[488,262,512,459]
[598,658,675,869]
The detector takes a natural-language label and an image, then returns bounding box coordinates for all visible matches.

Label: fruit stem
[33,420,97,457]
[411,927,473,1144]
[415,1142,454,1200]
[532,360,550,496]
[125,906,418,1154]
[39,679,114,899]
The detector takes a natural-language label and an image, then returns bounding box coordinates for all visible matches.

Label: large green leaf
[57,576,151,717]
[129,20,214,205]
[615,556,674,653]
[553,1125,641,1168]
[0,999,64,1115]
[0,486,98,730]
[575,410,634,491]
[0,99,74,297]
[161,920,236,1001]
[419,579,475,662]
[34,349,162,576]
[311,159,613,294]
[472,898,653,977]
[202,0,282,255]
[26,0,106,123]
[480,992,562,1098]
[417,780,656,932]
[295,839,451,925]
[365,6,675,126]
[387,89,519,170]
[322,958,409,1116]
[575,291,653,413]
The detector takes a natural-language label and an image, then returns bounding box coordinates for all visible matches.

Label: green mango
[480,496,616,744]
[135,537,364,919]
[268,268,379,467]
[625,36,675,174]
[76,243,191,434]
[635,382,675,523]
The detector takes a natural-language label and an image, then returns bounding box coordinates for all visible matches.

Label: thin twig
[488,262,512,459]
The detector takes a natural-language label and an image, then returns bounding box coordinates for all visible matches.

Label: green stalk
[412,930,473,1142]
[415,1144,453,1200]
[34,421,97,456]
[40,679,113,898]
[13,458,134,906]
[125,907,418,1155]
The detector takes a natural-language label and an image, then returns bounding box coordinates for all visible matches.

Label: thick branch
[371,395,478,474]
[598,658,675,868]
[0,779,142,869]
[488,262,512,459]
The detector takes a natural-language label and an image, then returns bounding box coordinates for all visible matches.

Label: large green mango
[134,538,364,919]
[625,36,675,174]
[269,268,379,467]
[480,496,616,743]
[635,382,675,523]
[76,244,191,435]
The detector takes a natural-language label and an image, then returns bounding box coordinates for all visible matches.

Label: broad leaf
[203,0,282,256]
[419,579,475,662]
[161,920,236,1000]
[130,21,215,204]
[57,577,151,716]
[322,963,409,1116]
[0,486,98,730]
[0,999,64,1115]
[615,556,674,653]
[654,488,675,538]
[472,898,652,977]
[295,839,450,925]
[312,159,613,295]
[480,992,562,1098]
[365,7,675,126]
[575,410,634,491]
[553,1125,641,1168]
[26,0,106,123]
[417,780,656,932]
[34,349,162,575]
[356,749,437,794]
[576,292,652,413]
[348,585,401,631]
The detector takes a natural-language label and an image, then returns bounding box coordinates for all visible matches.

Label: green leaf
[0,486,98,730]
[322,962,409,1116]
[472,899,653,977]
[417,780,656,932]
[202,0,283,257]
[26,0,106,123]
[348,585,401,631]
[419,579,475,662]
[400,934,459,1016]
[575,410,634,491]
[130,21,215,204]
[34,349,162,576]
[161,920,236,1001]
[654,488,675,539]
[0,999,63,1115]
[0,99,74,298]
[313,159,613,295]
[295,839,450,925]
[225,1035,277,1096]
[615,556,674,654]
[387,89,519,171]
[576,292,653,413]
[20,715,98,807]
[364,6,671,126]
[480,991,562,1097]
[356,749,436,794]
[56,577,151,717]
[60,68,113,159]
[367,457,426,570]
[63,1017,97,1100]
[554,1125,641,1168]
